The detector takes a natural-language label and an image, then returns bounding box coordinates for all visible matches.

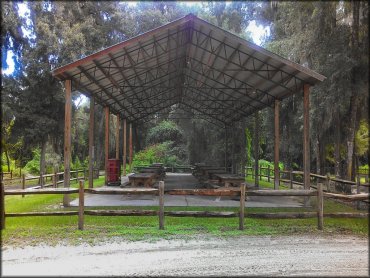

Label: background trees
[1,1,368,180]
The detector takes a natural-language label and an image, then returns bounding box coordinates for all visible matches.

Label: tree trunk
[334,109,341,177]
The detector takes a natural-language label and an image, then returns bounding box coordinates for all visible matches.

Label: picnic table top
[213,173,245,180]
[129,173,156,179]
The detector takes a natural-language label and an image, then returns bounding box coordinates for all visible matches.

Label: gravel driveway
[2,235,368,276]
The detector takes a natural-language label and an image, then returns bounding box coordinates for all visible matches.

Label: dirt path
[2,235,368,276]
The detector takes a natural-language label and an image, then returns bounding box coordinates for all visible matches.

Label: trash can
[107,159,121,185]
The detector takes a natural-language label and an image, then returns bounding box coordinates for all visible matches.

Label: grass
[2,176,368,247]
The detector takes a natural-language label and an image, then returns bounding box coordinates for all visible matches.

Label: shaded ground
[2,235,368,276]
[70,173,305,208]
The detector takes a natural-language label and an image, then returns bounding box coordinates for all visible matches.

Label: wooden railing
[1,181,368,232]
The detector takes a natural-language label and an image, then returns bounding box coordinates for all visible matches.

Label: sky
[2,2,270,75]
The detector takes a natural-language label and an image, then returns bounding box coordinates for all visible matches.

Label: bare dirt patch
[2,234,368,276]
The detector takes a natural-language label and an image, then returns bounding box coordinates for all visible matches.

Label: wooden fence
[1,181,368,232]
[245,166,369,192]
[1,168,100,191]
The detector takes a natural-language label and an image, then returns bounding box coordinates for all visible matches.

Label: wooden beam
[88,96,94,188]
[129,123,133,173]
[254,112,259,188]
[115,115,120,160]
[274,99,280,190]
[104,106,110,185]
[123,118,127,176]
[63,79,72,207]
[303,84,310,190]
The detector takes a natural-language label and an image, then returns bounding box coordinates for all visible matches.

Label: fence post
[325,174,331,192]
[22,174,26,197]
[289,170,293,189]
[159,181,164,230]
[53,171,57,188]
[239,183,246,230]
[317,183,323,230]
[1,181,5,230]
[78,180,84,230]
[356,174,361,210]
[267,165,270,182]
[10,170,13,180]
[76,169,79,181]
[40,172,44,188]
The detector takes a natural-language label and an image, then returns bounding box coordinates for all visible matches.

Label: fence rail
[1,181,369,232]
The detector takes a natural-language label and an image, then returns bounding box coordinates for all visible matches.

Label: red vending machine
[107,159,121,186]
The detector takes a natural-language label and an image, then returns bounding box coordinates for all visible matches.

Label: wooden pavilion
[52,14,325,204]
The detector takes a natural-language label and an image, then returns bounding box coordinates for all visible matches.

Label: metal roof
[52,14,325,125]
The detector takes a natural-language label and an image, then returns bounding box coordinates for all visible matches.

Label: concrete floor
[70,173,305,208]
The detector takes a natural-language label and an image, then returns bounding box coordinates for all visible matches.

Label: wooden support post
[224,126,228,171]
[63,79,72,207]
[239,183,246,230]
[129,123,133,173]
[159,181,164,230]
[78,180,84,230]
[88,96,94,188]
[21,174,26,197]
[104,106,110,185]
[274,99,280,190]
[231,126,235,174]
[1,182,4,230]
[289,170,293,189]
[267,165,270,183]
[123,118,127,176]
[254,112,259,188]
[303,84,310,206]
[115,114,120,160]
[317,183,323,230]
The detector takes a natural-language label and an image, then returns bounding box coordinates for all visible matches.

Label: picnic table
[128,173,156,187]
[212,173,245,187]
[205,169,229,179]
[139,167,165,179]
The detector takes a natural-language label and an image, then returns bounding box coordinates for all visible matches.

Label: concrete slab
[70,173,305,208]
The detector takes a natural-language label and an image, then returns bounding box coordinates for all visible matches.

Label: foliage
[146,120,185,145]
[133,141,184,167]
